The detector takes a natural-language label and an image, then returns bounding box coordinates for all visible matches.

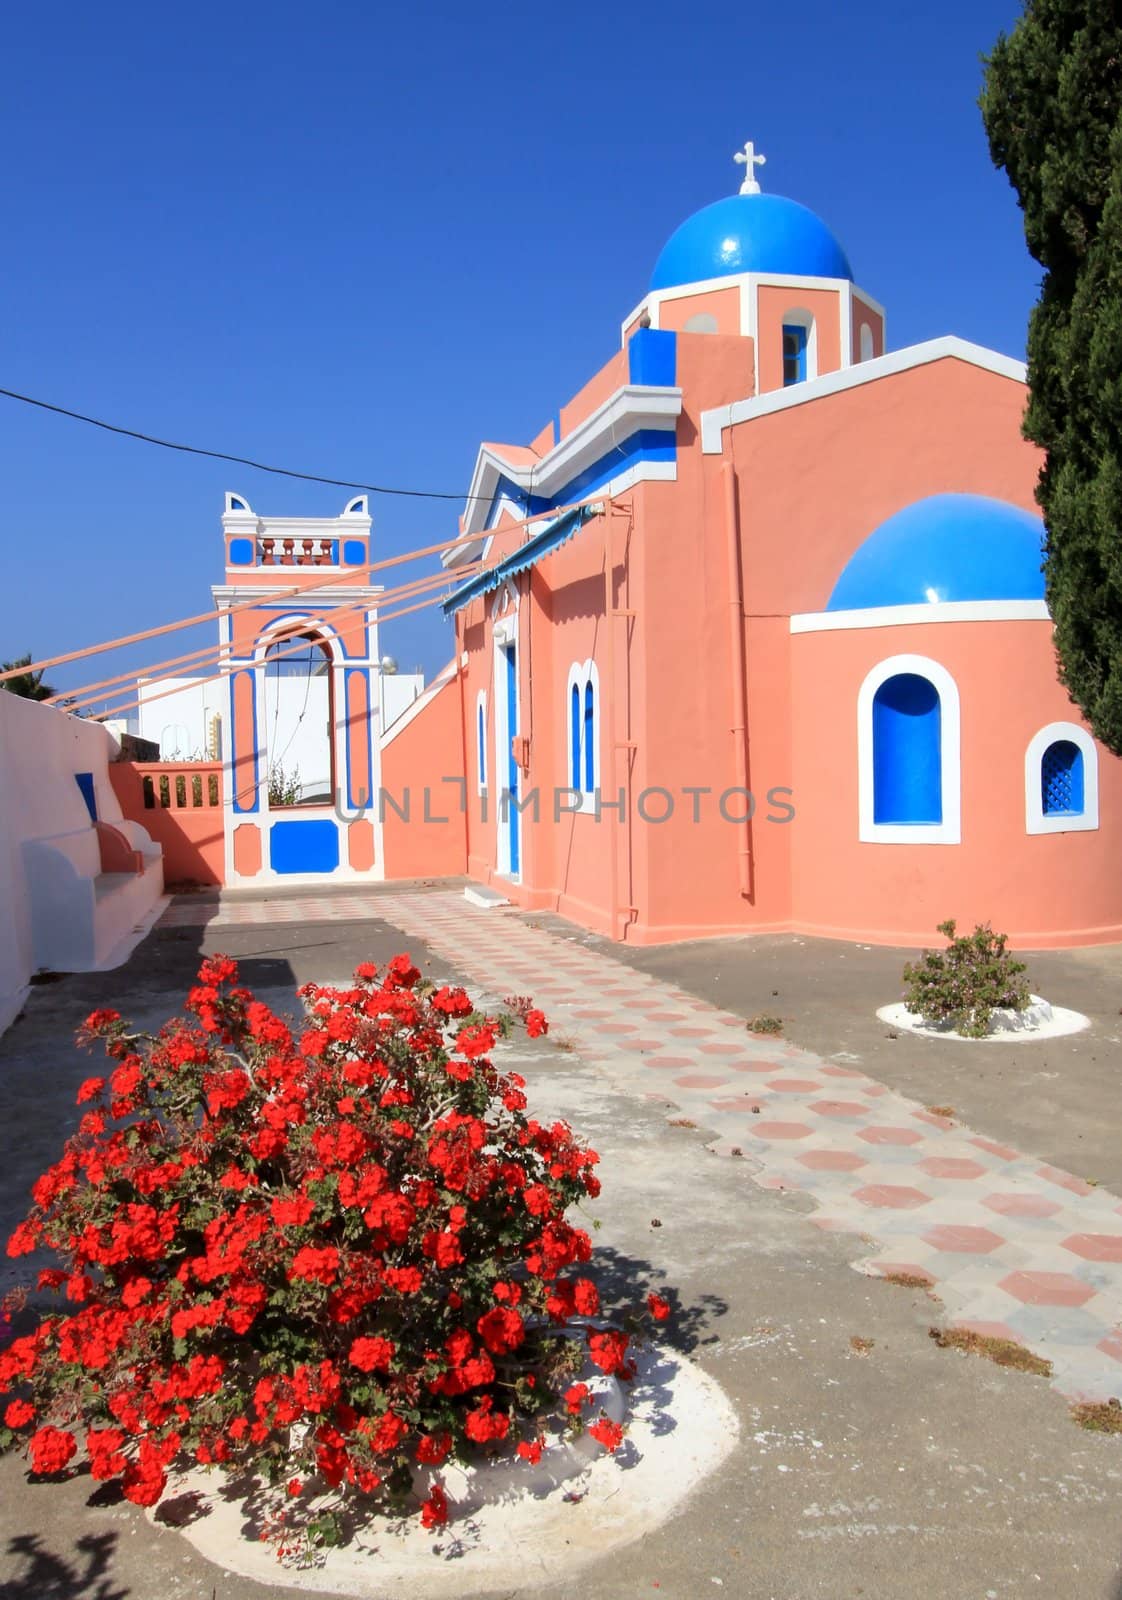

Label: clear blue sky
[2,0,1035,703]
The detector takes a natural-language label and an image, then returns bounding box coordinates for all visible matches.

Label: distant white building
[133,665,424,787]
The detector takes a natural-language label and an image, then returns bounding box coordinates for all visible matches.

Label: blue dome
[826,494,1046,611]
[650,193,853,291]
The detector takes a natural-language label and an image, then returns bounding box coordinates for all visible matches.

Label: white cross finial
[734,139,766,195]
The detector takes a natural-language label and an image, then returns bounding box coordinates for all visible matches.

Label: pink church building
[429,144,1122,948]
[191,144,1122,949]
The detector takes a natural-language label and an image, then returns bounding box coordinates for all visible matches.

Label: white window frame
[565,659,600,814]
[857,654,961,845]
[493,611,519,878]
[1025,721,1099,835]
[476,690,487,795]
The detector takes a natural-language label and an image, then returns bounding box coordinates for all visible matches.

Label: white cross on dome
[734,140,766,195]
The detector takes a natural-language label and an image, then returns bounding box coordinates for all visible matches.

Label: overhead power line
[0,384,492,502]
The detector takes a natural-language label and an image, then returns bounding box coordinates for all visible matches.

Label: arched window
[584,681,595,793]
[476,691,487,793]
[781,311,816,387]
[1042,740,1083,815]
[566,661,599,810]
[873,674,941,824]
[683,312,719,334]
[857,656,961,844]
[262,630,335,807]
[859,323,875,362]
[1025,722,1099,834]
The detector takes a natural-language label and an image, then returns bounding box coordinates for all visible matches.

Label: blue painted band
[627,327,677,387]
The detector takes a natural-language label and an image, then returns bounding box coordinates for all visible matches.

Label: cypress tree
[981,2,1122,752]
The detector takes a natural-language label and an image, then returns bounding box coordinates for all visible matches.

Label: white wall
[381,674,424,731]
[137,677,226,759]
[137,671,424,763]
[0,695,157,1033]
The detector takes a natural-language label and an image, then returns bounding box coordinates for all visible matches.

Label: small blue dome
[826,494,1045,611]
[650,193,852,291]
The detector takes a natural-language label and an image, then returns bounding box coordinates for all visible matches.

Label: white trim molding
[701,336,1028,455]
[476,689,488,796]
[857,654,961,846]
[450,384,683,553]
[493,621,520,879]
[1025,721,1100,835]
[791,599,1051,634]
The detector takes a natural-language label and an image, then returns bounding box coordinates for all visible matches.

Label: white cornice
[449,383,683,559]
[791,599,1050,634]
[210,586,384,608]
[701,336,1028,454]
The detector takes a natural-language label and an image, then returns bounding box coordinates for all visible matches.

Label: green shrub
[902,920,1030,1039]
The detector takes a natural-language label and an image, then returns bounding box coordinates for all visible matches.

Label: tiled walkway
[165,889,1122,1402]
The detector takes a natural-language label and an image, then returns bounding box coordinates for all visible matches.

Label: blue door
[504,644,520,875]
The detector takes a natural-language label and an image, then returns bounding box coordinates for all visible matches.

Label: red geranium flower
[588,1417,625,1453]
[420,1481,448,1529]
[28,1426,76,1475]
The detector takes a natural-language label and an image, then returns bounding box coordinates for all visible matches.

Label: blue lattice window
[1041,739,1084,816]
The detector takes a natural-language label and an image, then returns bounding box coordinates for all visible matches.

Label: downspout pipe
[723,461,753,900]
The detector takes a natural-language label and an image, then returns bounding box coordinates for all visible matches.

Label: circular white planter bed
[148,1343,737,1596]
[876,994,1090,1042]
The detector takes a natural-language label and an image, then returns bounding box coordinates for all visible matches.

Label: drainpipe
[605,512,618,940]
[454,612,471,871]
[723,461,753,900]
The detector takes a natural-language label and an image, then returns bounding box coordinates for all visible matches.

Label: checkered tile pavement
[163,889,1122,1401]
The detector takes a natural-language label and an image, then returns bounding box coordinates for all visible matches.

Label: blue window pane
[583,681,595,792]
[782,323,807,386]
[1041,740,1083,815]
[872,674,942,824]
[570,684,581,791]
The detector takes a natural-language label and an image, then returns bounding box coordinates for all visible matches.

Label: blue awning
[442,502,602,617]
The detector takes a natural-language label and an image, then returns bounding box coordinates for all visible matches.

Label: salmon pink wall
[380,674,467,881]
[559,350,629,442]
[725,358,1039,618]
[657,286,741,336]
[109,763,225,886]
[852,298,884,362]
[229,606,370,658]
[233,822,261,877]
[788,620,1122,947]
[756,285,842,392]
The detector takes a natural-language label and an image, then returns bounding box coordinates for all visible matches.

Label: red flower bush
[0,955,660,1541]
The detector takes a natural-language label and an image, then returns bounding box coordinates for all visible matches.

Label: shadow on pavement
[0,1531,128,1600]
[594,1245,730,1352]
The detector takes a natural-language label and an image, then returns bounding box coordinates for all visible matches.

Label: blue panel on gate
[75,771,98,823]
[228,538,255,566]
[872,674,942,825]
[269,820,340,874]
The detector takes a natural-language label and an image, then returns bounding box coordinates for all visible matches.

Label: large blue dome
[826,494,1046,611]
[650,193,853,291]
